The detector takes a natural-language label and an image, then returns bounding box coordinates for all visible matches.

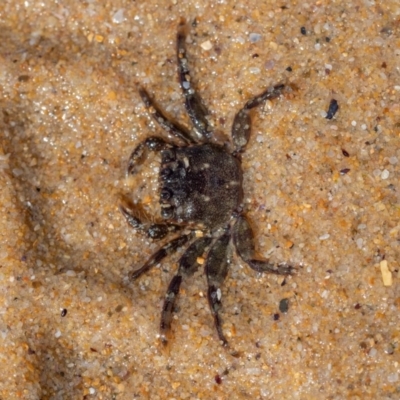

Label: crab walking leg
[139,88,196,144]
[243,84,285,110]
[129,232,194,280]
[177,26,212,141]
[160,236,212,344]
[232,84,285,154]
[120,202,181,240]
[127,136,169,175]
[205,231,231,346]
[233,215,294,275]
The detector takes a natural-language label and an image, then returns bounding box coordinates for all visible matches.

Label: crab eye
[178,166,186,178]
[162,149,175,163]
[161,205,174,219]
[160,167,173,180]
[160,188,173,201]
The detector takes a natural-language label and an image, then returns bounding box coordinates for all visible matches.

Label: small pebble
[321,290,329,299]
[325,99,339,119]
[373,169,382,177]
[387,373,398,383]
[381,169,389,179]
[368,348,377,357]
[112,9,125,24]
[297,342,303,351]
[249,67,260,74]
[200,40,213,51]
[380,260,392,286]
[279,298,289,313]
[384,344,395,355]
[342,149,350,157]
[265,60,276,70]
[249,33,261,43]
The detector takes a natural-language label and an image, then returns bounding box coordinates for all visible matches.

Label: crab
[120,25,294,347]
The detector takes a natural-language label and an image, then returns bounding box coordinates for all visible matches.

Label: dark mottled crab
[121,26,294,346]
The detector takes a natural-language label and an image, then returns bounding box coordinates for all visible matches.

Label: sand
[0,1,399,399]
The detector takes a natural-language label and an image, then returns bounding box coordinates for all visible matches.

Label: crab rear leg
[232,84,285,154]
[160,236,212,345]
[205,231,231,346]
[129,232,194,280]
[233,215,294,275]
